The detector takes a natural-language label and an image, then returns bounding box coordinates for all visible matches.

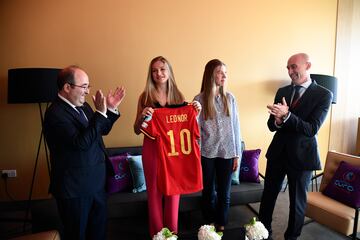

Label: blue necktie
[75,106,88,125]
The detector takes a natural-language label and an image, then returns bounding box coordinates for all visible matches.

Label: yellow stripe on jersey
[140,129,155,140]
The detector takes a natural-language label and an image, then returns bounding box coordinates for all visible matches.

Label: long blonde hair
[141,56,184,107]
[200,59,230,120]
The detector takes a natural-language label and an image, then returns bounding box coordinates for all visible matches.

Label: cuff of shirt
[96,110,107,118]
[107,107,119,115]
[274,112,291,128]
[283,112,291,123]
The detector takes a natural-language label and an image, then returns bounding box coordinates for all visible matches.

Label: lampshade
[310,74,338,104]
[8,68,60,103]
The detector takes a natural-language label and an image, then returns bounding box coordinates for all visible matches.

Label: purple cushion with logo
[240,149,261,183]
[106,153,132,194]
[323,161,360,208]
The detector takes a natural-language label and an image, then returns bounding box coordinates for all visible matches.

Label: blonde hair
[200,59,230,120]
[141,56,185,107]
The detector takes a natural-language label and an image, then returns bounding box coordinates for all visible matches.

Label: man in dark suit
[44,66,125,240]
[259,53,333,240]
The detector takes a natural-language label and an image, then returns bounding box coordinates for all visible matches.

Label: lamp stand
[23,103,51,232]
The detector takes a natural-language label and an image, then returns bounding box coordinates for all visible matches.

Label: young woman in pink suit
[134,56,201,238]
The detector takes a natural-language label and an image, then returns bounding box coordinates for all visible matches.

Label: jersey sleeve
[140,115,157,140]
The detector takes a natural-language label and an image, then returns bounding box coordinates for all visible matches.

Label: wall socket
[1,169,17,178]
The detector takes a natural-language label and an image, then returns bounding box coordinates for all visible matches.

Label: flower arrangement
[244,217,269,240]
[198,225,223,240]
[153,228,178,240]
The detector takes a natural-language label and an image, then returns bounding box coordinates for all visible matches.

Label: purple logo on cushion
[241,165,249,172]
[240,149,261,183]
[334,179,354,192]
[344,171,355,182]
[323,161,360,208]
[333,171,356,192]
[114,162,127,180]
[106,154,132,194]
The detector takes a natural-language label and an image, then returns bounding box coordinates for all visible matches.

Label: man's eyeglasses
[68,83,91,90]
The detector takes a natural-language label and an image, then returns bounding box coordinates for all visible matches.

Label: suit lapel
[56,97,89,127]
[81,102,93,120]
[284,85,293,106]
[291,81,317,110]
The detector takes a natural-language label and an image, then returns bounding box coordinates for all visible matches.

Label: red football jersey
[141,104,203,195]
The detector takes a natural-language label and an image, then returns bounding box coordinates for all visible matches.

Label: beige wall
[0,0,337,200]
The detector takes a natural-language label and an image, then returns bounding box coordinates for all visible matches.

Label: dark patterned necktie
[290,85,302,109]
[75,106,88,125]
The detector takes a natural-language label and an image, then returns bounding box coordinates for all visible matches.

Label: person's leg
[201,156,216,224]
[214,158,234,229]
[56,197,91,240]
[258,160,286,236]
[146,183,163,237]
[164,194,180,233]
[87,190,107,240]
[142,140,163,237]
[284,170,312,240]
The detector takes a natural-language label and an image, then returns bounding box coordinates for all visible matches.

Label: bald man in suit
[259,53,332,240]
[44,66,125,240]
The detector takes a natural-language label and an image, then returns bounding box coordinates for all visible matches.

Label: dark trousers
[201,156,234,226]
[259,159,312,240]
[56,190,107,240]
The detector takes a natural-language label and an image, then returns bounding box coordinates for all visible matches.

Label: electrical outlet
[1,169,17,178]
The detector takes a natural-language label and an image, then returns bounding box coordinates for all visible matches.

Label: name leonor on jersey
[165,114,188,123]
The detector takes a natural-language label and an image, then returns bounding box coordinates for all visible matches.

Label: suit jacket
[266,80,332,171]
[44,97,119,199]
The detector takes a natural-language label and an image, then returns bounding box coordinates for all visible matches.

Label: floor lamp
[7,68,60,232]
[310,74,338,191]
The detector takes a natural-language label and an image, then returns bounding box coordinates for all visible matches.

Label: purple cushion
[106,153,132,194]
[323,161,360,208]
[240,149,261,183]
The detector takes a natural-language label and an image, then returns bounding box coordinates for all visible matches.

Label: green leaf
[162,228,172,238]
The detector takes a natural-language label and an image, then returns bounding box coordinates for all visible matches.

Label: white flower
[153,228,178,240]
[198,225,223,240]
[244,217,269,240]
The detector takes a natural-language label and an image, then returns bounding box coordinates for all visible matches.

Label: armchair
[305,151,360,240]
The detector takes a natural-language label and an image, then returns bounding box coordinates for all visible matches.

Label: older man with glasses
[44,65,125,240]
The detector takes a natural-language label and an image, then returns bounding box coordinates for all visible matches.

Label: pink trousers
[142,137,180,237]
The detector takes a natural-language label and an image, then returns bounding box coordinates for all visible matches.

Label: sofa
[106,145,264,217]
[31,145,264,233]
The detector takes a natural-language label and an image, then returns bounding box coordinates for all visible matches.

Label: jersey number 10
[167,129,192,156]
